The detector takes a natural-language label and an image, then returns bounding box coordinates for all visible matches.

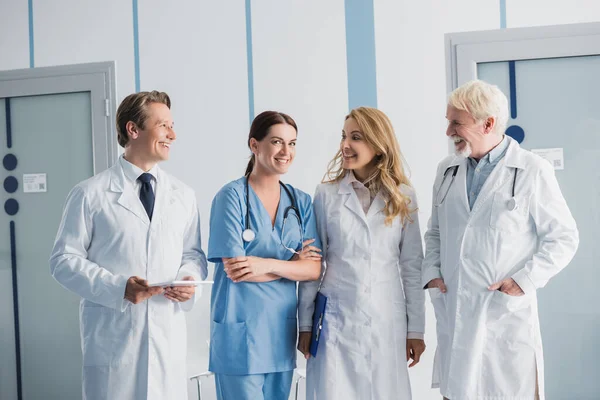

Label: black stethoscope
[435,165,519,211]
[242,179,303,247]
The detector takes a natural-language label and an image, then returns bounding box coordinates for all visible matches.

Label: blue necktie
[138,173,155,220]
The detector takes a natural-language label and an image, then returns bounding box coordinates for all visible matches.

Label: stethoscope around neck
[435,165,520,211]
[242,178,304,253]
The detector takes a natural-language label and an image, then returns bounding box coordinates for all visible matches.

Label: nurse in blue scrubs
[208,111,322,400]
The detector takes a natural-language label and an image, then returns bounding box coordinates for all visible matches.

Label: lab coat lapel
[366,192,385,220]
[109,163,150,225]
[503,136,527,170]
[339,174,368,227]
[446,157,470,214]
[151,167,177,230]
[457,160,471,214]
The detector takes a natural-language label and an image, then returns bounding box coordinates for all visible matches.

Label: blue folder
[309,291,328,357]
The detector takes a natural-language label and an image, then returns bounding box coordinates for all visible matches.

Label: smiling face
[446,104,499,159]
[250,123,297,176]
[340,117,378,181]
[126,102,176,168]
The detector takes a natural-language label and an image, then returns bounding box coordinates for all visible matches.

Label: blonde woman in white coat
[298,107,426,400]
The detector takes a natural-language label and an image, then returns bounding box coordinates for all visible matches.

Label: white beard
[455,141,472,158]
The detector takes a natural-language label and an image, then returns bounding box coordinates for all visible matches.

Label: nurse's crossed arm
[223,257,280,283]
[291,238,323,261]
[224,239,321,283]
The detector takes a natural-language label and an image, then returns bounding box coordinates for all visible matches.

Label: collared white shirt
[346,170,376,215]
[119,155,158,195]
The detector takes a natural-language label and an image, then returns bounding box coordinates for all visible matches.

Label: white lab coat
[422,137,579,400]
[299,174,425,400]
[49,160,208,400]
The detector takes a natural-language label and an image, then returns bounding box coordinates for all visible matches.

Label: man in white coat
[50,91,208,400]
[422,80,578,400]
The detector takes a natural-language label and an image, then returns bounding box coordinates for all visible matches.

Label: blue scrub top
[208,177,321,375]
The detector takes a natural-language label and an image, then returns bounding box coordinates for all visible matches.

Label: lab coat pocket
[488,291,535,344]
[427,287,444,300]
[81,307,132,367]
[428,288,447,324]
[489,192,530,233]
[211,320,248,369]
[428,288,447,337]
[486,291,536,386]
[490,290,532,313]
[160,208,186,243]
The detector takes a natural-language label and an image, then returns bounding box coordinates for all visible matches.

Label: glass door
[0,63,116,400]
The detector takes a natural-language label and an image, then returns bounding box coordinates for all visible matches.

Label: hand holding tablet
[148,280,214,287]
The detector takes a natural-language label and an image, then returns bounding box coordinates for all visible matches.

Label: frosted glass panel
[479,56,600,399]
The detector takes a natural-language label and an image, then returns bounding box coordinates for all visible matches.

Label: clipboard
[309,291,327,357]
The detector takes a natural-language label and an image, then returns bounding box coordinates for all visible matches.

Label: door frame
[443,22,600,154]
[0,61,118,173]
[445,21,600,90]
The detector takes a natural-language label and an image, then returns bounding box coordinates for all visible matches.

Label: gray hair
[448,79,509,135]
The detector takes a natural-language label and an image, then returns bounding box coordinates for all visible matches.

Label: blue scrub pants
[215,371,294,400]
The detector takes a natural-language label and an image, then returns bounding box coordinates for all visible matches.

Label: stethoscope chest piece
[507,197,518,211]
[242,229,255,242]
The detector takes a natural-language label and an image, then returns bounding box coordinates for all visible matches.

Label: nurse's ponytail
[245,111,297,176]
[245,155,255,177]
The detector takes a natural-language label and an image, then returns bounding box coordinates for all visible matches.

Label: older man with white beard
[422,80,578,400]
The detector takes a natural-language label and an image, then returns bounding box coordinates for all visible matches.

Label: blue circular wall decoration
[4,176,18,193]
[4,199,19,216]
[506,125,525,144]
[3,154,17,171]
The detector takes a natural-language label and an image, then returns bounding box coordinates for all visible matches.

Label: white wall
[0,0,29,70]
[1,0,600,399]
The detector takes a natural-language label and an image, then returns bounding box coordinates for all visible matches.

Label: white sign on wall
[531,148,564,170]
[23,173,48,193]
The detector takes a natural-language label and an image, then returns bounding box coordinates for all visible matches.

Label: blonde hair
[448,79,509,135]
[323,107,415,225]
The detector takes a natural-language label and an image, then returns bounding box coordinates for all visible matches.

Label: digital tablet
[148,280,214,287]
